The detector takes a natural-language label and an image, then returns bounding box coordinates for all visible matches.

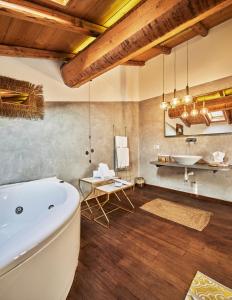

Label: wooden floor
[67,186,232,300]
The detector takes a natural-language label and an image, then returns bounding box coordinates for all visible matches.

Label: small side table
[93,182,135,228]
[79,177,117,220]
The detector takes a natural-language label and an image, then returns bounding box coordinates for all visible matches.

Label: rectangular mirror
[165,87,232,137]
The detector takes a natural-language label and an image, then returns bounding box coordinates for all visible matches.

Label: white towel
[115,136,128,148]
[116,147,129,168]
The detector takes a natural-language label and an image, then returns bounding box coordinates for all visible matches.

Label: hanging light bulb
[160,54,169,110]
[183,41,193,105]
[171,49,180,107]
[171,89,180,107]
[181,106,189,119]
[190,102,199,117]
[200,101,209,115]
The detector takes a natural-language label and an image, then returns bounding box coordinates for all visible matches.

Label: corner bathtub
[0,177,80,300]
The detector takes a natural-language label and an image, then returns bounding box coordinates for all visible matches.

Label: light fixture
[190,102,199,117]
[171,49,180,107]
[200,101,209,115]
[160,54,169,110]
[183,41,193,104]
[181,106,189,119]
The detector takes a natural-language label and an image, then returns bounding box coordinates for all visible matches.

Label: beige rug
[140,199,213,231]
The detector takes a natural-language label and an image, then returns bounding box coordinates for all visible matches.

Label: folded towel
[115,136,128,148]
[116,147,129,168]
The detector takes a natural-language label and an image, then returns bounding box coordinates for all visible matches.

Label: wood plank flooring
[67,186,232,300]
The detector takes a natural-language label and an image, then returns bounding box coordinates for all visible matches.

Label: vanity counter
[151,161,232,173]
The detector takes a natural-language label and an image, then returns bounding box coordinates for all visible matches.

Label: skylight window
[50,0,70,5]
[207,111,225,122]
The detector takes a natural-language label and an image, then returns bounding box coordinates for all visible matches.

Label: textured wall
[0,102,139,187]
[139,77,232,202]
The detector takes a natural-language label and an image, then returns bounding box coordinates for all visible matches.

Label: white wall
[139,19,232,101]
[0,57,140,102]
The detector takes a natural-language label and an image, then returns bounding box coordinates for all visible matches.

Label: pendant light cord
[88,80,93,163]
[174,48,177,96]
[186,40,189,87]
[162,54,165,101]
[88,80,91,144]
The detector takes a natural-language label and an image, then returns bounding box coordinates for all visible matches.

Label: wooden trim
[0,0,106,37]
[0,44,75,60]
[61,0,232,87]
[145,184,232,206]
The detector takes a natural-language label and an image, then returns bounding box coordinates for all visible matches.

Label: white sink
[172,155,202,166]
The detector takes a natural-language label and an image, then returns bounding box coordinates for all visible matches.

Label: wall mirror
[0,76,44,120]
[165,87,232,137]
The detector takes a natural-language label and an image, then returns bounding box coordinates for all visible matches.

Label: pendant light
[183,41,193,105]
[85,80,94,164]
[160,54,169,110]
[190,102,199,117]
[200,101,209,115]
[170,49,180,107]
[181,106,189,119]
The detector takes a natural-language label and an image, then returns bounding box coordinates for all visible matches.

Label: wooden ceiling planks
[61,0,232,87]
[0,0,106,36]
[31,0,142,24]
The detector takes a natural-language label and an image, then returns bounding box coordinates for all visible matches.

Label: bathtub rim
[0,177,80,277]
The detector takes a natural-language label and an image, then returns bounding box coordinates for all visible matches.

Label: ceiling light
[183,41,193,104]
[181,106,189,119]
[200,102,209,115]
[160,55,169,110]
[190,102,199,117]
[171,49,180,107]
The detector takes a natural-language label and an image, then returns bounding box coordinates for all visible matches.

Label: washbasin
[172,155,202,165]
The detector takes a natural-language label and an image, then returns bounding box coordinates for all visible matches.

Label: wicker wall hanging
[0,75,44,120]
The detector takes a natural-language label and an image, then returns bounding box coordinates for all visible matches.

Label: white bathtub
[0,177,80,300]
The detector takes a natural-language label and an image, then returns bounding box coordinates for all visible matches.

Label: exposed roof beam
[192,22,209,37]
[224,110,232,124]
[61,0,232,87]
[202,114,211,126]
[0,0,106,37]
[0,44,75,60]
[180,117,191,127]
[123,60,145,66]
[155,45,172,55]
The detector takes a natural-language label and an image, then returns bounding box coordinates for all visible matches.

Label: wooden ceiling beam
[123,60,145,66]
[202,114,211,126]
[61,0,232,87]
[180,117,191,127]
[155,45,172,55]
[192,22,209,37]
[0,44,75,60]
[0,0,106,37]
[223,110,232,124]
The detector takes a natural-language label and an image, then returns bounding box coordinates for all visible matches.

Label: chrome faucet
[185,137,197,144]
